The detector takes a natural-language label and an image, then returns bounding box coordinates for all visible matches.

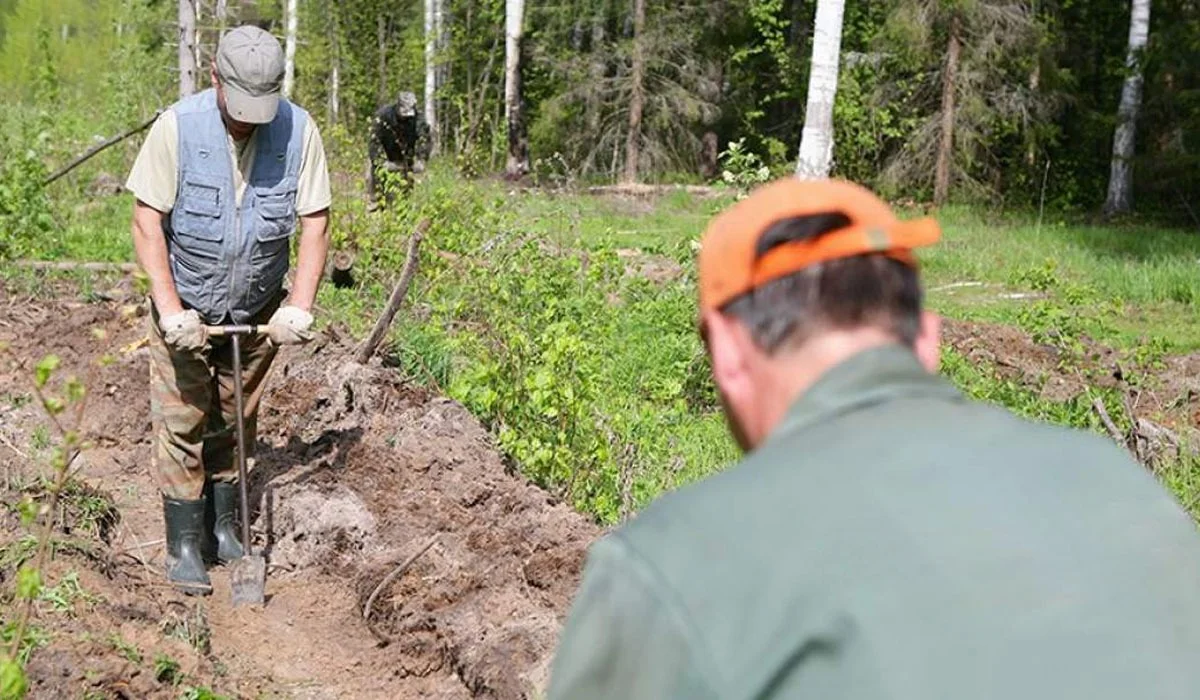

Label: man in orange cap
[547,177,1200,699]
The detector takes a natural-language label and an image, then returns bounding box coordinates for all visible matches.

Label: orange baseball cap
[697,177,941,312]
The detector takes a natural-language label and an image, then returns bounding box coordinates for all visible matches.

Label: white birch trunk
[283,0,298,98]
[178,0,197,97]
[435,0,448,137]
[794,0,845,179]
[424,0,440,156]
[330,33,340,124]
[1103,0,1151,216]
[504,0,527,177]
[216,0,228,33]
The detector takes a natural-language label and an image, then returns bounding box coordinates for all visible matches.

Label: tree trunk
[328,0,340,123]
[1026,59,1041,167]
[622,0,646,185]
[504,0,528,179]
[192,1,202,69]
[378,14,388,104]
[425,0,440,156]
[435,0,448,147]
[795,0,846,179]
[283,0,297,98]
[933,14,961,206]
[1103,0,1151,216]
[216,0,228,34]
[178,0,197,97]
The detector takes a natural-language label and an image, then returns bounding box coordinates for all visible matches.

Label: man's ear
[702,309,755,406]
[914,310,942,373]
[210,61,219,89]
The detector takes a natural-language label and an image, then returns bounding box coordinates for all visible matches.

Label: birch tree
[435,0,448,140]
[283,0,298,98]
[504,0,528,178]
[795,0,846,179]
[424,0,440,156]
[1103,0,1151,216]
[178,0,196,97]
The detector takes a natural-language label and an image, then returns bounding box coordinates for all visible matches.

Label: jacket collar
[766,343,964,444]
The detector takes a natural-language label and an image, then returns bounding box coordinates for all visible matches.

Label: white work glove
[267,305,315,346]
[160,310,208,353]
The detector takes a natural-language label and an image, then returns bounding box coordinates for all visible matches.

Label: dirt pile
[0,285,601,699]
[943,318,1200,458]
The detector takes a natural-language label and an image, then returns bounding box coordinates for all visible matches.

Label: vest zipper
[228,200,241,322]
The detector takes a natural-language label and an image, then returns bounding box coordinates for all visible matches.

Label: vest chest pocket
[250,184,297,296]
[172,174,226,259]
[254,185,298,244]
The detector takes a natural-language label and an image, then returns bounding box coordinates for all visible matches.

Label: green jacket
[548,344,1200,699]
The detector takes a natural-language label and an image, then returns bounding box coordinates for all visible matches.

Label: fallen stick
[13,260,140,273]
[929,281,986,293]
[43,110,162,186]
[583,183,720,197]
[1092,397,1124,446]
[0,432,29,461]
[354,218,429,365]
[362,535,437,646]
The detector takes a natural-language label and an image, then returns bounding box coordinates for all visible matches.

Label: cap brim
[224,83,280,124]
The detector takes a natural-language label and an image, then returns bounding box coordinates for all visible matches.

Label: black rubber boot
[211,481,245,563]
[163,496,212,596]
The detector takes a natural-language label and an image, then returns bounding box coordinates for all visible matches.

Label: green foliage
[0,658,26,700]
[0,347,93,693]
[13,567,40,601]
[37,571,97,614]
[715,138,770,192]
[153,654,181,685]
[107,633,142,664]
[0,622,47,667]
[179,687,230,700]
[0,144,53,261]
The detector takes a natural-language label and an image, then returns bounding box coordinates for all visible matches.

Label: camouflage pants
[147,297,280,500]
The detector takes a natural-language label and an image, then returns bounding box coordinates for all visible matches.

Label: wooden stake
[355,219,430,365]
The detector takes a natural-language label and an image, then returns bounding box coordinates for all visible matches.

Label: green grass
[921,206,1200,350]
[513,186,734,252]
[514,190,1200,351]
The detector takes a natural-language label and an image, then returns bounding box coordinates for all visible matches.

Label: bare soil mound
[943,318,1200,456]
[0,285,600,699]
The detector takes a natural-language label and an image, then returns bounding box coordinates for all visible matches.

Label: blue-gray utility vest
[163,88,307,324]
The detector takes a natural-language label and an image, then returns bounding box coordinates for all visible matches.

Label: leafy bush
[0,146,53,261]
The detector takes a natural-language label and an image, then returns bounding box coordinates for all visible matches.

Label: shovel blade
[230,554,266,607]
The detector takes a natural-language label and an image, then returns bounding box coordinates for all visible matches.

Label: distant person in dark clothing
[367,91,430,208]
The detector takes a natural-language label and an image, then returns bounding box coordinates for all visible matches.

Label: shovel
[207,324,271,607]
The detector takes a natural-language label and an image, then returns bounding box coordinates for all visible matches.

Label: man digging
[367,90,431,209]
[125,25,331,595]
[549,177,1200,698]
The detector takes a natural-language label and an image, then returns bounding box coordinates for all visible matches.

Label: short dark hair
[721,212,924,354]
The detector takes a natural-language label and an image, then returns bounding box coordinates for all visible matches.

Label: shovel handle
[205,324,271,337]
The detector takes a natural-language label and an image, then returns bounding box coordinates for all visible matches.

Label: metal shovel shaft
[231,333,253,565]
[208,325,267,607]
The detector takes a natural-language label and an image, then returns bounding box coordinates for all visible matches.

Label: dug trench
[0,282,600,699]
[3,282,1199,699]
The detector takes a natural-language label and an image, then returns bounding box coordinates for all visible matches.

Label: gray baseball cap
[215,25,285,124]
[397,91,418,117]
